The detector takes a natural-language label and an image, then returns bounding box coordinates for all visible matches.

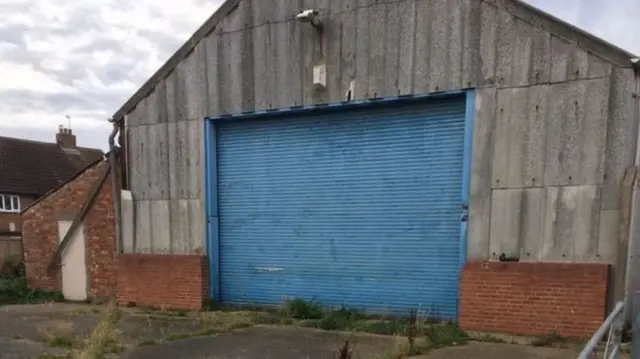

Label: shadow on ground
[0,303,594,359]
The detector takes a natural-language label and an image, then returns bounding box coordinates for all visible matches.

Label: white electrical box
[313,64,327,89]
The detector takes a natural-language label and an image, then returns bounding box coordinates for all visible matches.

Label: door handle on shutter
[461,204,468,222]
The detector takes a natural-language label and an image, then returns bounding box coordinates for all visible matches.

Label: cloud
[0,1,638,151]
[524,0,640,55]
[0,0,223,151]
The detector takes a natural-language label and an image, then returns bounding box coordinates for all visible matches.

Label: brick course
[21,160,117,300]
[0,212,21,234]
[0,195,36,234]
[459,261,609,338]
[117,254,208,310]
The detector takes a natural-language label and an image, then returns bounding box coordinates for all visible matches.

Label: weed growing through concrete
[127,298,471,357]
[46,335,75,349]
[282,298,325,319]
[473,333,508,343]
[530,332,569,348]
[198,310,257,332]
[336,336,355,359]
[423,321,469,349]
[269,299,470,358]
[165,328,218,342]
[39,321,77,351]
[137,339,159,346]
[74,299,121,359]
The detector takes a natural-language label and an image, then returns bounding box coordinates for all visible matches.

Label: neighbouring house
[109,0,640,338]
[21,153,118,302]
[0,127,103,269]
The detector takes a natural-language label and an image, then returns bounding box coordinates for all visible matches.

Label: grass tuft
[282,298,325,319]
[46,335,75,349]
[530,332,568,347]
[138,339,159,347]
[166,328,219,342]
[474,333,508,343]
[74,299,121,359]
[423,322,469,349]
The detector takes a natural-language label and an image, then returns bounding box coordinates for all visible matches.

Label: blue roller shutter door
[216,97,466,318]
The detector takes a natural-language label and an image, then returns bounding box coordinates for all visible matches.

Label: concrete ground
[121,327,585,359]
[0,303,590,359]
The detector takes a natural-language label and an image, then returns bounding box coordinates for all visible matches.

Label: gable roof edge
[111,0,241,122]
[505,0,637,64]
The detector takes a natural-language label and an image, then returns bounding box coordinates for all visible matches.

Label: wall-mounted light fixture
[631,57,640,72]
[296,9,322,31]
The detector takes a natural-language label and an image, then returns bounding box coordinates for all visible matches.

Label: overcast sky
[1,0,638,152]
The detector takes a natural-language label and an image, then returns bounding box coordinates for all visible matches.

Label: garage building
[110,0,640,338]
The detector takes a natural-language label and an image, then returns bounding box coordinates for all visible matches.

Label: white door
[57,220,88,301]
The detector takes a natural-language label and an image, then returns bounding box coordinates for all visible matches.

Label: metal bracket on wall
[47,164,111,272]
[461,204,469,222]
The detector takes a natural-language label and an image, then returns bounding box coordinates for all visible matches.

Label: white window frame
[0,194,20,213]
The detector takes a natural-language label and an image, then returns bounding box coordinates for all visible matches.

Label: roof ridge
[0,135,60,146]
[0,135,103,152]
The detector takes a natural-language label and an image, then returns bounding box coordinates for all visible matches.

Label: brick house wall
[22,160,117,300]
[459,261,610,338]
[0,212,21,236]
[0,195,35,233]
[0,194,36,243]
[0,195,36,268]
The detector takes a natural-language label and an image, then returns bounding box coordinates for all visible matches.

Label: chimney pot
[56,126,76,148]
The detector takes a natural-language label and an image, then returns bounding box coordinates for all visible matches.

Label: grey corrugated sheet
[120,0,636,268]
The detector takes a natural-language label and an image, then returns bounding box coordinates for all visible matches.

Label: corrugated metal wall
[215,98,467,315]
[121,0,636,273]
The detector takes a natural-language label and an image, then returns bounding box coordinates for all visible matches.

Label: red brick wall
[117,254,208,310]
[459,261,610,338]
[0,212,20,231]
[85,167,118,299]
[0,194,36,233]
[21,161,117,299]
[0,212,21,234]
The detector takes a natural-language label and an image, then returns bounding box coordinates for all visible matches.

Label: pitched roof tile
[0,136,104,196]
